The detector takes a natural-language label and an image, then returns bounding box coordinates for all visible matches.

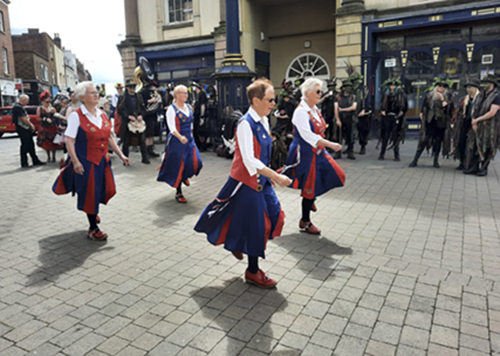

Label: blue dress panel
[157,104,202,188]
[284,105,345,199]
[53,110,116,215]
[194,114,285,258]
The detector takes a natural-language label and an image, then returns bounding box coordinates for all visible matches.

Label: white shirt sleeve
[236,119,266,176]
[166,106,177,133]
[64,111,80,139]
[292,107,322,147]
[111,94,119,108]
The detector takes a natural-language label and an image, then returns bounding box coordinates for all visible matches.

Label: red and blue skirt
[194,177,285,258]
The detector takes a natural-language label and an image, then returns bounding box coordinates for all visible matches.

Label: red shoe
[176,194,187,203]
[245,270,277,288]
[232,250,243,260]
[183,179,190,186]
[96,215,101,224]
[299,220,321,235]
[88,228,108,241]
[311,202,317,212]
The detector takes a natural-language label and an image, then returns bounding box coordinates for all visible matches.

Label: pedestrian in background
[13,94,45,168]
[335,80,357,159]
[195,78,291,288]
[37,90,62,163]
[140,81,162,158]
[53,81,130,240]
[157,85,202,203]
[284,77,345,235]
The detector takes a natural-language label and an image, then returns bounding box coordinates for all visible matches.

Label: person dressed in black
[321,80,339,146]
[379,78,408,161]
[464,75,500,176]
[14,94,45,168]
[410,78,454,168]
[349,72,372,155]
[118,80,150,164]
[140,81,162,158]
[334,79,357,159]
[452,80,480,170]
[192,82,208,151]
[273,92,295,137]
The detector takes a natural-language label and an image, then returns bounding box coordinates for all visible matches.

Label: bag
[128,120,146,134]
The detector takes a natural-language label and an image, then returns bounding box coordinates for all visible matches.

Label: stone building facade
[0,0,17,106]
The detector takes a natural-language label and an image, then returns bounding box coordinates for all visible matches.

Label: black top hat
[464,80,481,89]
[341,79,353,88]
[192,82,202,90]
[481,75,499,87]
[125,79,135,88]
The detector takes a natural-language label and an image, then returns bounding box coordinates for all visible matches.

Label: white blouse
[236,107,269,176]
[166,104,193,134]
[65,105,103,139]
[292,100,323,148]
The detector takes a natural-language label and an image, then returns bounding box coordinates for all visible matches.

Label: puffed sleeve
[64,111,80,139]
[292,107,322,147]
[236,120,266,176]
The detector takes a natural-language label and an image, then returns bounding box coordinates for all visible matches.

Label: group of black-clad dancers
[52,72,499,288]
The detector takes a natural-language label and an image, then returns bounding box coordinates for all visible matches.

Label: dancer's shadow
[25,230,114,286]
[273,232,353,280]
[150,195,205,229]
[190,277,296,355]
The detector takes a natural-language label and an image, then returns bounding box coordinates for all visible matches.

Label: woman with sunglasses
[157,84,203,203]
[283,77,345,235]
[37,90,63,162]
[195,78,291,288]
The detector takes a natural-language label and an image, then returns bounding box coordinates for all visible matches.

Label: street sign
[385,58,396,68]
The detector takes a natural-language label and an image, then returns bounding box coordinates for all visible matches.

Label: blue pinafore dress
[284,104,345,199]
[194,114,285,258]
[157,104,203,187]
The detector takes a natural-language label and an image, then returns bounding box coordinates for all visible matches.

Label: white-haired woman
[157,84,203,203]
[52,81,130,241]
[283,77,345,234]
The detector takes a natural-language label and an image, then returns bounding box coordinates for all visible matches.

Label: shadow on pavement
[150,195,206,229]
[25,230,114,286]
[275,232,353,280]
[190,277,295,355]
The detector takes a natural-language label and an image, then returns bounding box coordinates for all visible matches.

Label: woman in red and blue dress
[53,82,130,240]
[195,79,291,288]
[157,85,202,203]
[37,90,63,162]
[283,77,345,235]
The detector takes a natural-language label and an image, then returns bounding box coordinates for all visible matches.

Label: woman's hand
[74,161,84,175]
[274,174,292,187]
[336,119,342,128]
[46,118,53,124]
[328,142,342,152]
[121,155,130,166]
[180,135,188,144]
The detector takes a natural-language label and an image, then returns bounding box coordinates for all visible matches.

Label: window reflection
[405,52,434,115]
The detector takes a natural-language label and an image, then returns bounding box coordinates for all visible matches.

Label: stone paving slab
[0,134,499,355]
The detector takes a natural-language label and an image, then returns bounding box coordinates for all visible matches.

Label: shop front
[363,3,500,131]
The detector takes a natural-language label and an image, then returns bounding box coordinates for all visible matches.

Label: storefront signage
[385,58,396,68]
[411,81,427,87]
[482,54,493,65]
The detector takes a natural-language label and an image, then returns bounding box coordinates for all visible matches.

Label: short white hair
[74,81,96,101]
[300,77,324,99]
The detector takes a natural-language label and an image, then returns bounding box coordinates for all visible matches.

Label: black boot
[456,163,464,170]
[378,154,384,161]
[140,141,150,164]
[433,153,440,168]
[394,147,400,162]
[347,151,356,160]
[147,145,160,158]
[360,145,366,155]
[409,149,423,167]
[334,151,341,159]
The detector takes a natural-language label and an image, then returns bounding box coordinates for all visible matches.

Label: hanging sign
[385,58,396,68]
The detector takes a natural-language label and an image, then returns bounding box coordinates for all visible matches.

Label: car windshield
[0,108,12,115]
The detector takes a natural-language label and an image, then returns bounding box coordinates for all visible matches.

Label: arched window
[286,53,330,82]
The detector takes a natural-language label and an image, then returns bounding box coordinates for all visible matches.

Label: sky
[9,0,126,88]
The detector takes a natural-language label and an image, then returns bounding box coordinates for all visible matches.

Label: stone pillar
[213,0,227,70]
[335,0,364,79]
[118,0,141,81]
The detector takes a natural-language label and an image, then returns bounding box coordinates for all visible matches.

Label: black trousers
[121,130,148,160]
[16,127,40,165]
[379,117,401,156]
[340,115,354,151]
[357,115,371,147]
[457,123,470,165]
[418,120,445,155]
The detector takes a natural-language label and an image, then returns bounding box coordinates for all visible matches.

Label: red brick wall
[0,2,16,78]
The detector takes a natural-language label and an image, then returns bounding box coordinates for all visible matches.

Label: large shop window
[404,52,434,116]
[286,53,330,82]
[167,0,193,24]
[471,45,500,79]
[437,49,467,102]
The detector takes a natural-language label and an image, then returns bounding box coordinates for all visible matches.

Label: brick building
[0,0,17,106]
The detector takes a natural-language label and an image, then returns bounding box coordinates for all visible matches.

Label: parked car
[0,106,40,138]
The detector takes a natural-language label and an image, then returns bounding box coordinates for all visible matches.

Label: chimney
[28,28,39,34]
[54,33,62,48]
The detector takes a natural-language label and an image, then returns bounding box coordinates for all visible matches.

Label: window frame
[2,47,8,75]
[165,0,193,26]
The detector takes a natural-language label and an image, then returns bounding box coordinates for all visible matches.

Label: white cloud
[9,0,126,85]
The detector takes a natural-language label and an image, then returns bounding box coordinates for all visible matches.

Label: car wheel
[0,132,4,138]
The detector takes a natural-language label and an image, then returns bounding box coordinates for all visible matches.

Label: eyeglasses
[267,98,275,103]
[178,92,188,95]
[87,91,99,96]
[316,90,322,94]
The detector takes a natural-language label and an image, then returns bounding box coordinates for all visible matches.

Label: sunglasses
[316,90,322,94]
[268,98,275,103]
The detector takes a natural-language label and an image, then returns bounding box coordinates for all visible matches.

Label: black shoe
[456,163,464,170]
[433,160,440,168]
[347,152,356,160]
[33,161,46,166]
[142,158,151,164]
[409,159,417,167]
[334,152,341,159]
[476,169,488,177]
[343,148,349,154]
[21,163,33,168]
[149,151,160,158]
[394,156,400,162]
[378,155,384,161]
[360,146,366,155]
[463,168,477,175]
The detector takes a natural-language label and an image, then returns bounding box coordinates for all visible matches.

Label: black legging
[87,214,98,230]
[301,198,315,223]
[247,256,259,274]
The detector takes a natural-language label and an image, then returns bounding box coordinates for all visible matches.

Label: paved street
[0,134,499,356]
